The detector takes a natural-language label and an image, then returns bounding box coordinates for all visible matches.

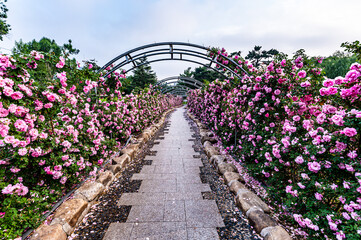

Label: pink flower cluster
[187,47,361,239]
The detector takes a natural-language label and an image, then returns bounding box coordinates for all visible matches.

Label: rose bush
[187,48,361,239]
[0,52,181,239]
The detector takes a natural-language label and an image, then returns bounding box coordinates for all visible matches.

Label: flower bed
[187,48,361,239]
[0,52,182,239]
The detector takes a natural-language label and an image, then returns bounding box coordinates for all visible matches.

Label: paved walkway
[103,107,225,240]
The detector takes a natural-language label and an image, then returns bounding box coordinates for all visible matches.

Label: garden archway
[99,42,247,80]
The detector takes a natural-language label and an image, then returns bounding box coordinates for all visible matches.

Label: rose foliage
[187,48,361,239]
[0,51,182,239]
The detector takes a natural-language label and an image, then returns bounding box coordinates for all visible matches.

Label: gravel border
[185,111,262,240]
[187,110,292,240]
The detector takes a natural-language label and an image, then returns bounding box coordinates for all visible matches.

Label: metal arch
[161,85,192,94]
[157,80,200,89]
[155,76,204,87]
[99,42,248,78]
[122,54,237,79]
[168,88,189,94]
[167,89,188,97]
[117,57,229,80]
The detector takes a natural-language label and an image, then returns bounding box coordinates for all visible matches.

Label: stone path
[103,107,225,240]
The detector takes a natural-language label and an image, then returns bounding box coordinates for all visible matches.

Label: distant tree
[180,66,224,83]
[321,51,357,79]
[245,45,279,67]
[124,57,157,94]
[293,49,308,59]
[13,37,80,57]
[341,40,361,62]
[0,0,10,41]
[180,67,193,78]
[230,51,242,58]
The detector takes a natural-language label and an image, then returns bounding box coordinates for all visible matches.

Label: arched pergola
[155,76,204,88]
[154,76,203,96]
[161,85,192,94]
[99,42,247,79]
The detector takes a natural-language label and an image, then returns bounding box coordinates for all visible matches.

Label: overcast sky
[1,0,360,79]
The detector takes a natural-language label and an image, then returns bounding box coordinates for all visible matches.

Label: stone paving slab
[103,223,133,240]
[117,192,166,206]
[185,200,225,228]
[127,205,164,222]
[131,173,175,180]
[138,165,155,174]
[154,165,186,174]
[187,227,220,240]
[104,107,224,239]
[138,179,177,193]
[165,192,203,201]
[177,183,211,193]
[164,200,186,222]
[130,222,187,239]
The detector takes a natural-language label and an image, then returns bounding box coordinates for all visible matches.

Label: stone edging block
[187,111,292,240]
[30,108,174,240]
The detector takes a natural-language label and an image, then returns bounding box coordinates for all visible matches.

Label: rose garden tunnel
[98,42,248,97]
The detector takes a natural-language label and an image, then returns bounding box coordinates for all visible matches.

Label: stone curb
[187,111,292,240]
[30,108,175,240]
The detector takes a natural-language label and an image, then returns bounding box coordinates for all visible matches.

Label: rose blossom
[11,91,24,100]
[18,148,27,156]
[300,81,311,87]
[3,86,14,96]
[14,119,28,132]
[47,93,57,102]
[341,127,357,137]
[44,103,53,108]
[323,79,335,87]
[315,192,323,200]
[308,161,321,173]
[295,156,304,164]
[298,70,306,78]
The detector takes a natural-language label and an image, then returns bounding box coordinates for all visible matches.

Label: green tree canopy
[0,0,10,41]
[320,50,357,79]
[123,57,157,94]
[13,37,79,57]
[180,66,225,83]
[245,45,279,67]
[341,40,361,62]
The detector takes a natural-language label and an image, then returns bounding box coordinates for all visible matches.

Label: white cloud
[1,0,360,79]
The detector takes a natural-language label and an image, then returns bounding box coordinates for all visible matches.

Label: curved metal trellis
[161,85,192,94]
[155,76,204,88]
[99,42,248,79]
[167,89,188,97]
[155,76,203,96]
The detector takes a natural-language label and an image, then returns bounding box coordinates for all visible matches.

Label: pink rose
[298,70,306,78]
[0,108,9,117]
[0,124,9,137]
[308,161,321,173]
[323,79,335,87]
[54,165,62,171]
[11,91,23,100]
[14,119,28,132]
[47,93,56,102]
[29,128,39,138]
[341,127,357,137]
[315,192,323,200]
[18,148,27,156]
[44,103,53,108]
[300,81,311,87]
[293,115,301,122]
[295,156,304,164]
[3,86,14,96]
